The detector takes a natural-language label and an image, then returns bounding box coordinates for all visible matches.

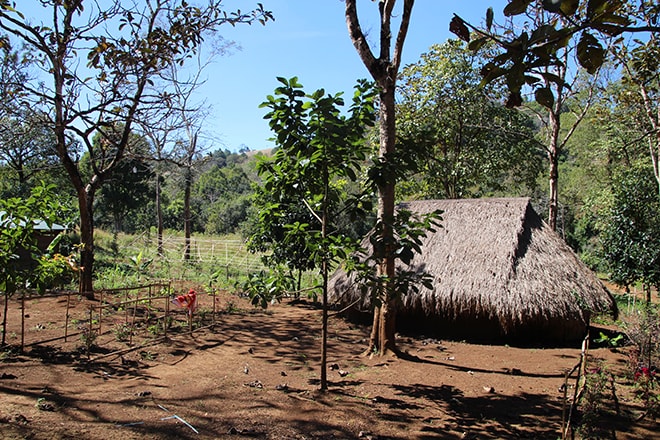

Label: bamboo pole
[64,290,71,342]
[98,289,104,335]
[20,293,25,352]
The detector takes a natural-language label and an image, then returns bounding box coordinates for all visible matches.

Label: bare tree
[136,53,212,260]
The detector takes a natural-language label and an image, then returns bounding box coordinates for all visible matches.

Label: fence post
[98,290,104,336]
[65,291,71,342]
[20,293,25,352]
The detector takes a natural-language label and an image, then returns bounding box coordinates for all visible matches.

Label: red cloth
[172,289,197,315]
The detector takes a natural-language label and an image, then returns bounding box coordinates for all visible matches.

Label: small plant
[224,300,238,314]
[237,269,294,309]
[576,363,616,439]
[139,350,156,361]
[147,324,161,337]
[633,364,659,418]
[112,322,133,342]
[623,304,660,417]
[594,331,625,347]
[79,327,98,353]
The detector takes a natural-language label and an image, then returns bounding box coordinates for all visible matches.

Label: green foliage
[600,165,660,292]
[94,130,155,233]
[593,331,624,347]
[112,322,134,343]
[451,1,657,108]
[195,164,253,234]
[238,269,296,309]
[349,208,443,305]
[0,183,76,296]
[249,77,377,277]
[396,40,542,199]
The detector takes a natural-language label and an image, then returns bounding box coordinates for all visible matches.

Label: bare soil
[0,289,657,439]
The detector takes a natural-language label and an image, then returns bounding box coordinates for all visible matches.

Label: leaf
[503,0,532,16]
[542,0,562,13]
[535,87,555,109]
[486,7,494,32]
[449,15,470,43]
[560,0,579,16]
[468,37,488,52]
[576,31,604,74]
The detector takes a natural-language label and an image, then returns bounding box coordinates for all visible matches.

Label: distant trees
[0,0,272,297]
[601,165,660,301]
[396,40,542,199]
[195,159,253,235]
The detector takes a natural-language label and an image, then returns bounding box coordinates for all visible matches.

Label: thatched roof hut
[328,198,617,345]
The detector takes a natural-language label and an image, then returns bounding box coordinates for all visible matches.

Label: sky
[17,0,503,153]
[199,0,500,152]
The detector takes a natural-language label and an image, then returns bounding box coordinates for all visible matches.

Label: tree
[613,24,660,196]
[451,1,660,230]
[452,1,659,108]
[0,183,75,346]
[345,0,415,356]
[396,39,542,199]
[601,165,660,302]
[0,42,63,197]
[454,3,609,229]
[0,1,272,297]
[254,77,376,390]
[95,130,155,234]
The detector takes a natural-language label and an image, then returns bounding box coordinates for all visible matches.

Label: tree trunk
[548,150,559,232]
[547,105,561,231]
[2,292,8,346]
[78,189,95,299]
[370,86,399,356]
[346,0,413,357]
[320,166,330,390]
[156,170,164,257]
[320,244,329,391]
[183,167,192,261]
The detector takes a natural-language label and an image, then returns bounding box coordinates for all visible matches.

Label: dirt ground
[0,290,657,440]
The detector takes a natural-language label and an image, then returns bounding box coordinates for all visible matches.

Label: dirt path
[0,295,657,439]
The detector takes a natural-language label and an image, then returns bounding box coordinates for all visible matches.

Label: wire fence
[1,283,234,359]
[114,234,268,282]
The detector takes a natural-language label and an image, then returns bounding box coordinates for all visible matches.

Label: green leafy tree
[601,165,660,302]
[452,1,660,108]
[0,42,64,198]
[451,0,660,230]
[396,39,542,199]
[253,76,377,390]
[612,26,660,195]
[0,0,272,297]
[0,183,75,345]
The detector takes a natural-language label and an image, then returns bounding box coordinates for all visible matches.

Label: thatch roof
[328,198,617,344]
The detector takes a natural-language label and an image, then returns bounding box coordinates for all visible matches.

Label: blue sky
[202,1,500,152]
[18,0,503,153]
